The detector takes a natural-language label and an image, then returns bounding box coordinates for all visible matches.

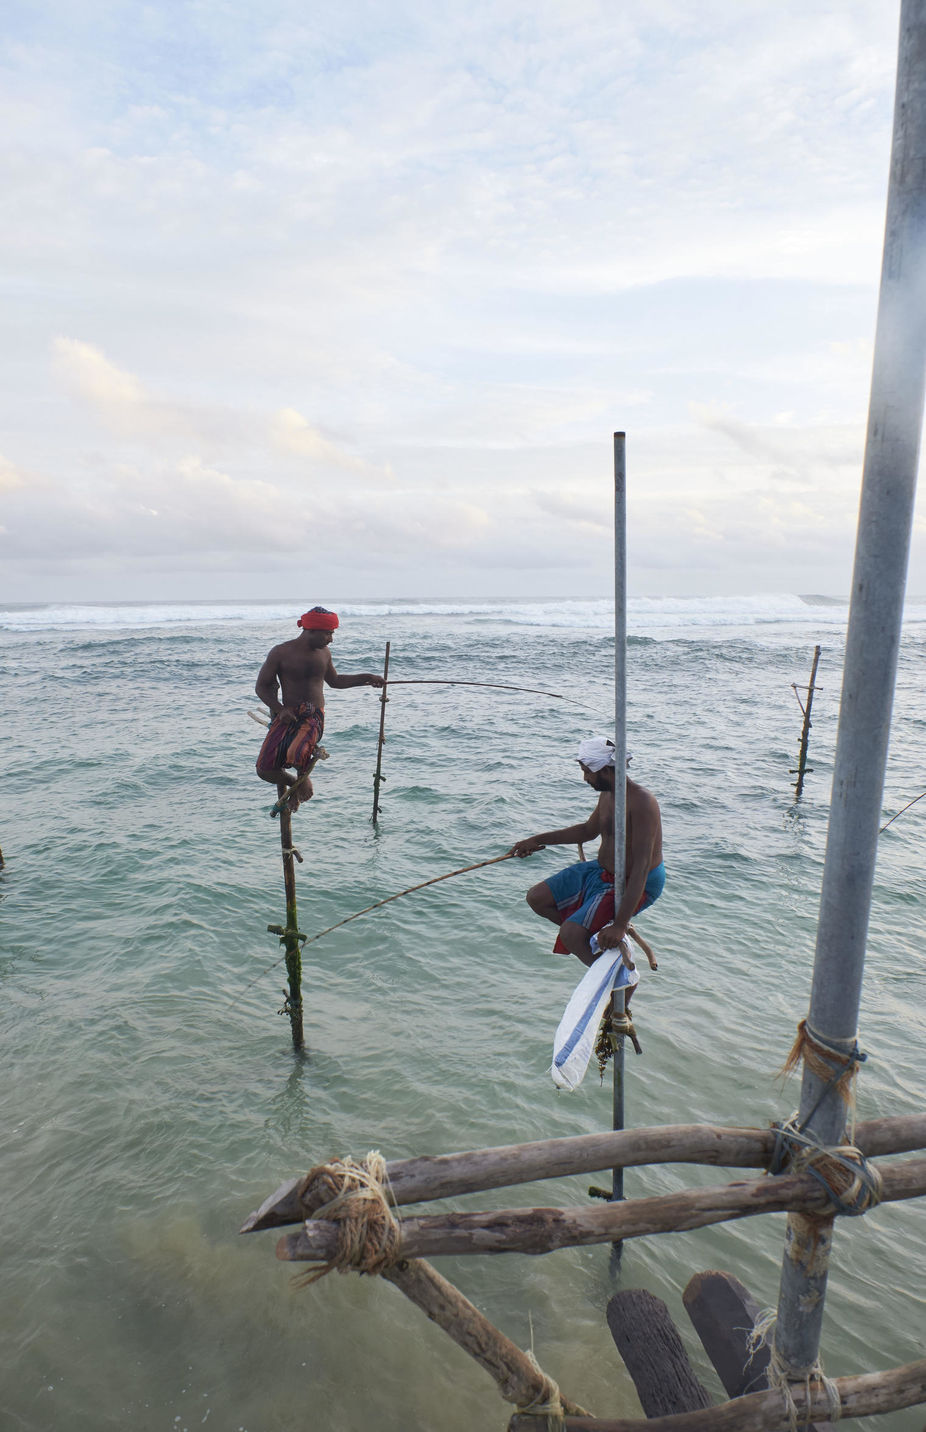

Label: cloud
[53,338,145,409]
[270,408,388,475]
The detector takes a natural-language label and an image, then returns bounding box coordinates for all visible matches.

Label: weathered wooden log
[275,1156,926,1262]
[682,1271,768,1398]
[606,1290,712,1416]
[383,1259,589,1417]
[506,1354,926,1431]
[682,1272,829,1432]
[240,1113,926,1231]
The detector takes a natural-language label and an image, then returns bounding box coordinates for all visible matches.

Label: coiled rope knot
[294,1151,401,1285]
[769,1120,883,1216]
[780,1019,866,1108]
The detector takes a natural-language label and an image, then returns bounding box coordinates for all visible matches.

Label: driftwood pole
[611,431,629,1208]
[371,641,390,824]
[275,794,305,1052]
[774,0,926,1375]
[790,644,821,798]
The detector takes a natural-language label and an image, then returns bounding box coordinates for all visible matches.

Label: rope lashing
[768,1118,883,1216]
[748,1311,843,1432]
[291,1152,402,1286]
[779,1018,867,1116]
[516,1351,565,1426]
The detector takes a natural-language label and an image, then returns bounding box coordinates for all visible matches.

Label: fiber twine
[292,1151,401,1286]
[780,1019,861,1115]
[748,1312,842,1432]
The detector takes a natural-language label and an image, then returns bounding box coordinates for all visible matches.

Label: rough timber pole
[774,0,926,1374]
[371,641,390,824]
[611,432,628,1205]
[277,798,305,1052]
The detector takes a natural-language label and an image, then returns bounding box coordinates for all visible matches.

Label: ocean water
[1,593,925,1432]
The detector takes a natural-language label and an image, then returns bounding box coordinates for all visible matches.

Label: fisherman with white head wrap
[510,737,665,985]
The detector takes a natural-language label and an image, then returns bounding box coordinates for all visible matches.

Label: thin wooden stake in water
[276,792,304,1052]
[791,645,821,799]
[372,641,390,824]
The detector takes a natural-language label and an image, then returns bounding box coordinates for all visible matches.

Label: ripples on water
[1,597,924,1431]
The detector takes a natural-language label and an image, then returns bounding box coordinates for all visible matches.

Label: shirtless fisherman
[510,737,664,976]
[255,606,384,809]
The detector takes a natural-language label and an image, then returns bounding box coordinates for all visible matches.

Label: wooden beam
[606,1290,712,1416]
[275,1156,926,1262]
[240,1113,926,1232]
[506,1354,926,1431]
[384,1259,589,1416]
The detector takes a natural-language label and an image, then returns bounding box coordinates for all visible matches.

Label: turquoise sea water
[1,594,925,1432]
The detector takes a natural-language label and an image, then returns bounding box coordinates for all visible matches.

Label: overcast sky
[1,0,917,603]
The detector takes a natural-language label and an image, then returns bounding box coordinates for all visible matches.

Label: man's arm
[510,805,601,857]
[255,648,291,720]
[325,658,385,690]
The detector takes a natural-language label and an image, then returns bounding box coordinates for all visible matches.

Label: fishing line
[386,678,607,716]
[240,849,525,997]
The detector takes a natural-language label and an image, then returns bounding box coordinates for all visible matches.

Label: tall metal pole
[774,0,926,1374]
[611,432,628,1204]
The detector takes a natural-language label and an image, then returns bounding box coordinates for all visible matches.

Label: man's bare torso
[267,637,331,711]
[595,779,663,877]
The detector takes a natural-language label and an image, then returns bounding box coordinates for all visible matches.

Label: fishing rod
[880,788,926,833]
[241,849,522,997]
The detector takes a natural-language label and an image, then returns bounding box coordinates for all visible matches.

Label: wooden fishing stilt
[371,640,390,824]
[275,789,305,1053]
[790,644,821,799]
[266,747,325,1052]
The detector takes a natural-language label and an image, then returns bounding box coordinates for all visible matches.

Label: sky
[0,0,917,602]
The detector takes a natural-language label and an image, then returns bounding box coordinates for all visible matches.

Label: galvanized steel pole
[774,0,926,1373]
[611,432,628,1204]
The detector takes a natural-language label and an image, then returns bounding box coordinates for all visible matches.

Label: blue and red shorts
[547,860,665,953]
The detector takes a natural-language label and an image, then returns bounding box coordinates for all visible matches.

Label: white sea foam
[4,591,926,636]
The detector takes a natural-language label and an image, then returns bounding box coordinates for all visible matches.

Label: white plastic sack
[551,949,639,1091]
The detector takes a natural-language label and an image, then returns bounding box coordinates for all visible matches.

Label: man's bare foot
[286,773,314,810]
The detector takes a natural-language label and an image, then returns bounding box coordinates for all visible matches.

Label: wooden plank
[606,1290,712,1416]
[506,1355,926,1431]
[275,1155,926,1262]
[682,1271,830,1432]
[682,1271,768,1398]
[240,1113,926,1231]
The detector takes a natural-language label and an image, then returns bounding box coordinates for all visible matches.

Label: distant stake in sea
[789,644,822,799]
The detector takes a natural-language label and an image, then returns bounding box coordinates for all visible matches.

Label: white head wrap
[577,737,616,772]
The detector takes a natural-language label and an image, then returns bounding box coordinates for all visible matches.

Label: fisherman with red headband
[255,606,384,810]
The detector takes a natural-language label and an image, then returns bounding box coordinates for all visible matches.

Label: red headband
[297,608,339,631]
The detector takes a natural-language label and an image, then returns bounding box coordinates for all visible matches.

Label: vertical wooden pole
[611,432,628,1212]
[277,792,305,1052]
[371,641,391,824]
[792,645,822,799]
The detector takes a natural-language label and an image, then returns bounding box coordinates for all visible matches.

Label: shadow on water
[265,1052,316,1144]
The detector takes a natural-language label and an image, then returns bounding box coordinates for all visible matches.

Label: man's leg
[557,918,596,967]
[526,882,560,924]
